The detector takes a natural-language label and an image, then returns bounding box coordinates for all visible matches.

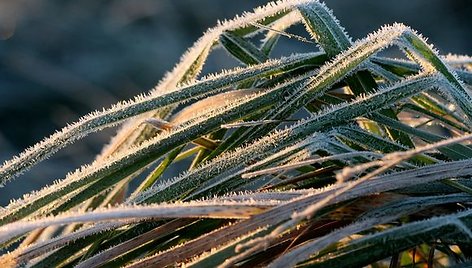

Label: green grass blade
[0,52,320,186]
[401,31,472,122]
[302,210,472,268]
[369,113,472,160]
[220,31,268,65]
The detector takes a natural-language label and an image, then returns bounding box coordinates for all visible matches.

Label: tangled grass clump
[1,0,472,267]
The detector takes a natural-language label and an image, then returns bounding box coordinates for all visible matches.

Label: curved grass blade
[0,52,321,186]
[135,74,438,205]
[269,193,472,267]
[125,159,472,267]
[0,200,276,245]
[300,209,472,268]
[219,31,268,65]
[94,0,313,161]
[369,113,472,160]
[401,31,472,122]
[298,2,412,145]
[0,89,280,224]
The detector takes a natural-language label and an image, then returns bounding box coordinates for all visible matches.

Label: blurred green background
[0,0,471,205]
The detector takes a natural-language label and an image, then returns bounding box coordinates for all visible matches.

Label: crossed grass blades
[1,0,472,267]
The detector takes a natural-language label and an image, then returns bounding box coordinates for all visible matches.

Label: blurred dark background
[0,0,471,205]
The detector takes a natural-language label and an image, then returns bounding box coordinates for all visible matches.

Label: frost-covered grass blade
[1,1,471,267]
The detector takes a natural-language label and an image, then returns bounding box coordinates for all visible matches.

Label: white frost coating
[151,0,317,96]
[260,23,412,125]
[170,89,262,124]
[7,221,130,265]
[133,131,328,203]
[0,200,278,244]
[2,0,469,190]
[311,23,408,82]
[0,51,319,186]
[381,132,472,164]
[0,89,269,218]
[287,74,438,140]
[363,61,401,82]
[444,54,472,66]
[268,216,396,268]
[0,73,438,220]
[396,29,472,121]
[323,210,472,264]
[258,10,306,45]
[266,135,472,251]
[2,2,472,266]
[222,73,448,261]
[131,128,294,204]
[194,52,319,85]
[3,19,464,214]
[125,159,472,268]
[231,159,472,267]
[188,143,314,199]
[4,194,284,263]
[184,227,267,267]
[334,124,410,152]
[2,56,318,217]
[141,20,472,268]
[243,151,383,178]
[221,119,295,128]
[297,0,353,55]
[219,189,313,202]
[241,133,328,174]
[98,0,318,161]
